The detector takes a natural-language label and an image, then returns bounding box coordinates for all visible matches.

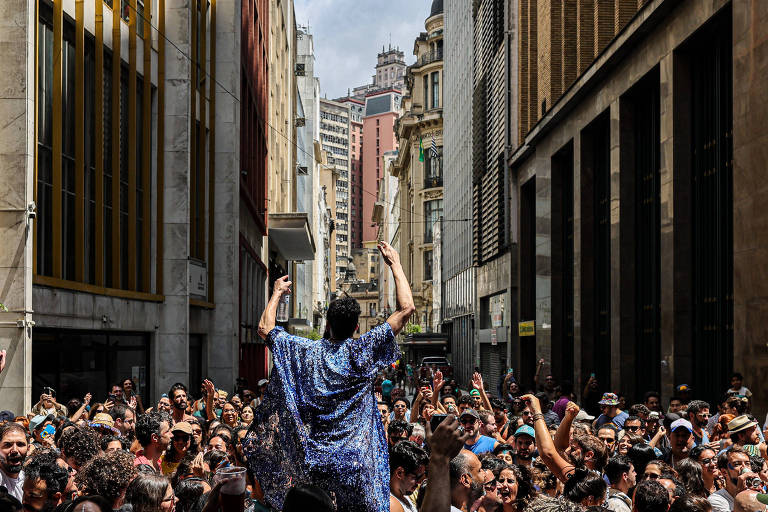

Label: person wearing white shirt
[708,446,758,512]
[0,424,28,502]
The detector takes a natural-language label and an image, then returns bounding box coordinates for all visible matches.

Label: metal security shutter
[480,343,504,397]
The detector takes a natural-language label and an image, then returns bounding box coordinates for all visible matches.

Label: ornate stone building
[392,0,444,332]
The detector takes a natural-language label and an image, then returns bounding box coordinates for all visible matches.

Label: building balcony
[413,49,443,68]
[268,213,316,261]
[424,176,443,189]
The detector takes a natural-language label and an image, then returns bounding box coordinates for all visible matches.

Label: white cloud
[294,0,432,98]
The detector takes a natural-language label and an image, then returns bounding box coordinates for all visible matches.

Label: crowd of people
[0,367,764,512]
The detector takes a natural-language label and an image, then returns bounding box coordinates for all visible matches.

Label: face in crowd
[0,429,28,477]
[597,427,617,454]
[171,389,188,412]
[514,434,534,461]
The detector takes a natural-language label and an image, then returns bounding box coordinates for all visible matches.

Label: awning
[401,333,449,345]
[268,212,316,261]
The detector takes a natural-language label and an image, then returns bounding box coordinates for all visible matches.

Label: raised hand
[203,379,216,398]
[564,401,580,418]
[272,275,292,297]
[83,393,92,405]
[471,372,484,391]
[377,241,401,267]
[0,349,6,374]
[520,394,541,415]
[433,370,445,392]
[425,414,471,461]
[104,399,114,411]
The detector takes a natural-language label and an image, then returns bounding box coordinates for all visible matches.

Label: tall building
[319,98,352,279]
[509,0,768,410]
[350,46,407,99]
[337,98,365,249]
[362,90,402,245]
[373,151,400,320]
[443,0,476,386]
[0,0,280,412]
[391,0,444,333]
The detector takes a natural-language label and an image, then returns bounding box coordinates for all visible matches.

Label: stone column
[0,0,35,414]
[534,155,553,371]
[608,99,622,390]
[571,131,583,394]
[155,0,192,400]
[208,0,240,390]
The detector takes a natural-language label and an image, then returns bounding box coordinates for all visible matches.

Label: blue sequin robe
[243,323,399,512]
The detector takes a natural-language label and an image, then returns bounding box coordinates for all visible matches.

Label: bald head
[734,490,763,512]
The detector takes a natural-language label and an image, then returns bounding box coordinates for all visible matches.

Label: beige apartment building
[392,2,444,331]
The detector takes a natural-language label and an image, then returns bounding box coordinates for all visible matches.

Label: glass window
[84,37,96,284]
[431,72,440,109]
[136,76,144,290]
[62,25,76,281]
[424,249,433,281]
[424,199,443,243]
[103,52,113,287]
[425,146,443,188]
[119,70,129,288]
[423,74,428,109]
[37,15,54,277]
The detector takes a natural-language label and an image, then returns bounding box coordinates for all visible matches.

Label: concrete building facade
[510,0,768,412]
[442,0,476,387]
[337,98,364,249]
[319,98,351,279]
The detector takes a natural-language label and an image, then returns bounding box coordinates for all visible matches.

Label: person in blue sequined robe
[244,242,416,512]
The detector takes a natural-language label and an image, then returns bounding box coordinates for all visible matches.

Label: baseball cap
[0,411,15,423]
[460,409,480,421]
[574,409,595,421]
[257,379,269,387]
[598,393,619,406]
[469,389,481,397]
[670,418,693,433]
[647,411,661,421]
[29,415,49,433]
[171,421,194,435]
[514,424,536,440]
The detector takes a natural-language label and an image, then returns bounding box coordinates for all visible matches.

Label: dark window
[103,52,114,287]
[136,76,144,290]
[423,74,428,109]
[119,70,129,288]
[84,38,96,284]
[431,72,439,109]
[425,146,443,188]
[424,249,433,281]
[62,23,76,281]
[36,14,54,277]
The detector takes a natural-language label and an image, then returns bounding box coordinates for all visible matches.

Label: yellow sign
[518,321,535,337]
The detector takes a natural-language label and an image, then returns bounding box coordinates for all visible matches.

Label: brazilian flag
[419,137,424,162]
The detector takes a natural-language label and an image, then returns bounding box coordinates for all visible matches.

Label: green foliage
[404,322,422,334]
[297,328,322,340]
[0,303,7,312]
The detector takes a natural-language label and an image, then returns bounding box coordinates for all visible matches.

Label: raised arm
[533,358,544,389]
[257,276,292,339]
[554,401,579,453]
[378,242,415,335]
[472,372,493,412]
[522,393,575,483]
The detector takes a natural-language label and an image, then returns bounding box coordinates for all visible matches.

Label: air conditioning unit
[295,63,306,76]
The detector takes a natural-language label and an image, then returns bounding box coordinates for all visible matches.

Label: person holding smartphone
[30,387,67,418]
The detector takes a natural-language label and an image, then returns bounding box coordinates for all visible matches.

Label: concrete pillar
[0,0,35,414]
[208,0,240,390]
[608,99,621,391]
[155,0,192,400]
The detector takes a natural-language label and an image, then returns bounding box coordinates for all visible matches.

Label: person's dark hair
[562,468,606,505]
[686,400,710,418]
[282,484,335,512]
[75,450,138,506]
[458,395,473,406]
[750,455,765,474]
[669,395,682,405]
[392,397,410,409]
[388,419,413,438]
[325,297,361,340]
[171,453,199,489]
[688,445,714,463]
[202,449,228,472]
[574,435,608,472]
[643,391,660,403]
[449,451,473,489]
[135,411,171,447]
[66,399,82,418]
[624,415,645,428]
[660,476,686,499]
[634,480,671,512]
[731,372,743,381]
[109,403,134,422]
[174,478,206,512]
[389,440,428,476]
[54,420,77,448]
[211,424,234,444]
[628,404,651,417]
[0,486,21,512]
[57,495,112,512]
[24,449,69,498]
[559,381,573,396]
[124,473,171,512]
[668,495,712,512]
[59,426,100,469]
[525,496,582,512]
[480,455,506,473]
[99,435,129,452]
[377,401,390,411]
[604,455,633,485]
[597,424,618,436]
[717,445,747,469]
[505,464,535,507]
[675,458,706,498]
[169,382,187,396]
[531,459,557,495]
[489,397,506,411]
[493,443,515,456]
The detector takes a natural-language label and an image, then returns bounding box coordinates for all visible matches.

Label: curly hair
[326,297,361,340]
[135,411,171,447]
[562,468,606,505]
[75,450,137,506]
[387,419,413,438]
[525,496,582,512]
[59,426,100,470]
[389,440,428,476]
[174,478,207,512]
[24,449,69,496]
[502,464,535,507]
[124,472,172,512]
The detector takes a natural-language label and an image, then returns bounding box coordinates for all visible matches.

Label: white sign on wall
[190,260,208,300]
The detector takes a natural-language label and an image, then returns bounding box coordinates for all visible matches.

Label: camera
[746,476,763,489]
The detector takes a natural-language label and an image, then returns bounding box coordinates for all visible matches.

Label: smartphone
[42,386,56,398]
[40,424,55,440]
[430,414,448,433]
[590,373,595,378]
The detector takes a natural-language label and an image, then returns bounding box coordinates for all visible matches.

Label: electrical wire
[124,2,469,223]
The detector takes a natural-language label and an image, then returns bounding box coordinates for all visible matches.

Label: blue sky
[294,0,433,99]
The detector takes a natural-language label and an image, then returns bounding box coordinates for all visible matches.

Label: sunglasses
[460,418,477,425]
[625,426,641,432]
[699,457,715,465]
[484,479,497,490]
[173,435,190,442]
[643,473,660,480]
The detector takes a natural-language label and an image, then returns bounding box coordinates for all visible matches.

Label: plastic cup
[214,466,247,495]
